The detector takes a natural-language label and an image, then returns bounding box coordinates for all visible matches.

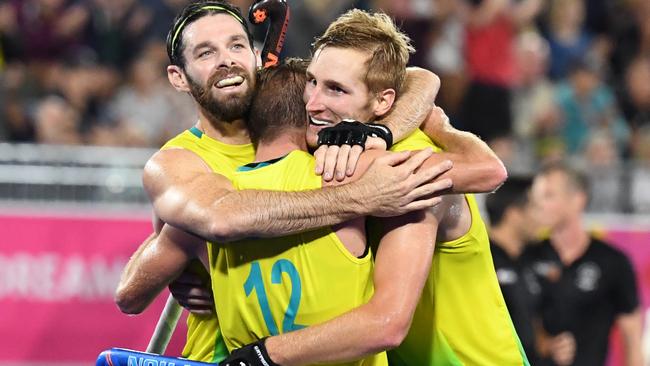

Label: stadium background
[0,0,649,365]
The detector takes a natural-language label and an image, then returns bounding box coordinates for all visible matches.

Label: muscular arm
[265,209,440,365]
[420,106,507,193]
[145,147,445,243]
[616,308,644,366]
[377,67,440,143]
[115,226,204,314]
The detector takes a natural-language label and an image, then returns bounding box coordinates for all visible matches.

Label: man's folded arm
[144,147,450,243]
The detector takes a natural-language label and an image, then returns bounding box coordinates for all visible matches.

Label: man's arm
[115,226,204,314]
[378,67,440,141]
[420,106,507,193]
[145,147,447,243]
[617,308,644,366]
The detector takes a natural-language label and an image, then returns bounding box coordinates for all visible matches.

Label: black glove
[219,338,280,366]
[317,120,393,149]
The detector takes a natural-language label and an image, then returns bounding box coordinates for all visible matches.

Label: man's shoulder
[587,236,633,265]
[161,128,196,150]
[391,129,442,153]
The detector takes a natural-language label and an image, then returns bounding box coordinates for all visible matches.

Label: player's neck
[490,224,524,258]
[197,113,251,145]
[550,215,590,265]
[255,131,307,162]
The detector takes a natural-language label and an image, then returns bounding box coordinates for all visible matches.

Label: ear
[574,190,589,212]
[372,88,396,118]
[167,65,191,92]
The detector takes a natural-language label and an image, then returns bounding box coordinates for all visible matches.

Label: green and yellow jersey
[388,130,529,366]
[210,150,387,366]
[161,126,255,363]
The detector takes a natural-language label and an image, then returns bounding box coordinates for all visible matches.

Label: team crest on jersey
[575,262,601,292]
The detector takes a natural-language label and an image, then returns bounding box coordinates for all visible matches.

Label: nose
[305,85,324,114]
[217,49,236,69]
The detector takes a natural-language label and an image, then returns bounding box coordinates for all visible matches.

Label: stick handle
[146,294,183,354]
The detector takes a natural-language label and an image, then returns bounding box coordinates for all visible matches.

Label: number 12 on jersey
[244,259,306,335]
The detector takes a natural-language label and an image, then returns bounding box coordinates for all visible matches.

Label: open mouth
[309,117,334,126]
[216,75,245,88]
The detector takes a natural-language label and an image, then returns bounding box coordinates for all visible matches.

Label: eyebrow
[306,70,346,89]
[192,34,249,53]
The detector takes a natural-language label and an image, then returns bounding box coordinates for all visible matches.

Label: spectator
[460,0,543,142]
[5,0,89,62]
[555,56,630,156]
[34,96,82,145]
[543,0,595,81]
[528,162,643,366]
[609,0,650,81]
[84,0,154,68]
[511,30,561,170]
[486,176,548,365]
[106,52,195,147]
[426,0,466,119]
[579,131,624,212]
[621,56,650,133]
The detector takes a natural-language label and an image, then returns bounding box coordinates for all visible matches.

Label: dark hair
[486,176,533,226]
[246,58,309,145]
[166,0,253,67]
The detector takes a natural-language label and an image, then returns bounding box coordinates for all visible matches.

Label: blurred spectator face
[516,32,550,85]
[531,170,584,229]
[550,0,585,30]
[304,46,390,146]
[35,97,81,145]
[584,132,618,167]
[570,68,600,98]
[131,58,162,92]
[626,57,650,109]
[39,0,66,12]
[171,14,257,122]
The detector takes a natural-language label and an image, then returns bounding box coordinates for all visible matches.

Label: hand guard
[317,121,393,149]
[219,338,280,366]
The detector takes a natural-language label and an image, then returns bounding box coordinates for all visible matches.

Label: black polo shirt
[490,240,542,365]
[527,237,639,366]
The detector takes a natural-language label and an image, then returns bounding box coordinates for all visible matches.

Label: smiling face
[168,13,257,123]
[303,46,394,146]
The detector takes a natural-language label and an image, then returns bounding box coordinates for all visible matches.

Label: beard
[187,65,256,123]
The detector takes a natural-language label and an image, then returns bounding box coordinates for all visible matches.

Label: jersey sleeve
[611,250,640,315]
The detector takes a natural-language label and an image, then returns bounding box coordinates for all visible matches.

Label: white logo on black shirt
[575,262,601,292]
[496,268,518,285]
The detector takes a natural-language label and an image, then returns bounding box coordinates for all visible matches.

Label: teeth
[310,117,332,126]
[216,76,244,88]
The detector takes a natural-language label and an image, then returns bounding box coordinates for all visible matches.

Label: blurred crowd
[0,0,649,211]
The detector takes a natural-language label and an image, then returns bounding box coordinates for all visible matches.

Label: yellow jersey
[161,127,255,363]
[388,130,529,365]
[210,150,387,366]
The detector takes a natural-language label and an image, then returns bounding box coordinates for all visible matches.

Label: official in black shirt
[529,162,642,366]
[528,237,639,366]
[487,177,544,365]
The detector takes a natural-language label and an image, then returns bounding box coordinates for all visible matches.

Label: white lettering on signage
[0,253,126,301]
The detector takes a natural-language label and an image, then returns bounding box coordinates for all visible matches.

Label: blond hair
[312,9,414,94]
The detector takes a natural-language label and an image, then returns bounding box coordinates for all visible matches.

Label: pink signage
[605,229,650,366]
[0,213,187,364]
